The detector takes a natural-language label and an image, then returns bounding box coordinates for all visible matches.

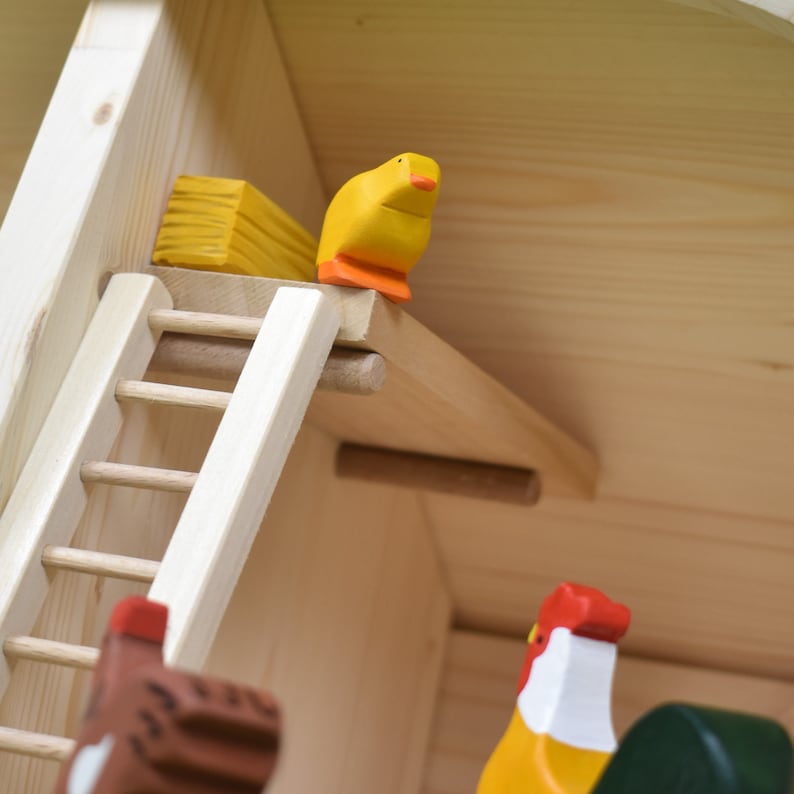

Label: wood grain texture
[148,288,340,669]
[0,4,351,790]
[0,0,88,221]
[421,630,794,794]
[672,0,794,43]
[0,0,326,518]
[3,638,98,671]
[0,728,73,763]
[148,267,598,499]
[205,425,452,794]
[115,379,231,412]
[79,461,197,492]
[422,491,794,680]
[266,0,794,680]
[267,0,794,521]
[0,0,165,516]
[41,547,159,583]
[0,274,170,701]
[148,336,387,395]
[337,444,541,505]
[0,399,220,792]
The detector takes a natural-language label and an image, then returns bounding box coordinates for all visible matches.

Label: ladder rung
[116,379,231,411]
[0,727,74,761]
[41,546,159,583]
[4,637,99,670]
[80,461,197,492]
[149,308,262,339]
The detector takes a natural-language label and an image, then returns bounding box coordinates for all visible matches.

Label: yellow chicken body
[478,708,611,794]
[316,153,440,303]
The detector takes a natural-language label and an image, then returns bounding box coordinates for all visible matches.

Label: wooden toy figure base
[318,257,412,303]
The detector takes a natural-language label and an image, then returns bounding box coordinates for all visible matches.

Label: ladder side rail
[148,286,340,669]
[0,274,172,698]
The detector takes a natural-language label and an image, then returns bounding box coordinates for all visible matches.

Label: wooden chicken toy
[477,582,630,794]
[316,152,441,303]
[53,596,281,794]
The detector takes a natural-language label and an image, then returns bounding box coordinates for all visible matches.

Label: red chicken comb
[108,595,169,643]
[539,582,630,642]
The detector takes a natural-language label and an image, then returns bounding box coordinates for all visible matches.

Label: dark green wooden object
[592,703,794,794]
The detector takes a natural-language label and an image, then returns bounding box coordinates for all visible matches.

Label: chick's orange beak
[410,173,437,191]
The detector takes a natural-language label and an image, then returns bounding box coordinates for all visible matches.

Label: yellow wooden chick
[316,153,440,303]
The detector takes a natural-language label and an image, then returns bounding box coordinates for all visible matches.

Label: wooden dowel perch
[80,462,197,492]
[0,728,74,761]
[149,335,386,395]
[336,444,541,505]
[41,546,160,583]
[4,637,99,670]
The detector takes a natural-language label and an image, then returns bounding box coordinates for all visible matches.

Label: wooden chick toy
[53,596,281,794]
[316,152,441,303]
[477,582,630,794]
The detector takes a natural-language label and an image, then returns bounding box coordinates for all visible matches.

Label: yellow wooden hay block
[152,175,317,281]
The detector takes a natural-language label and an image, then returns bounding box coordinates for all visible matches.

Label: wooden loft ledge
[145,266,598,501]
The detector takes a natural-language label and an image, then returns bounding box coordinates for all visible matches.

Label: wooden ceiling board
[266,0,794,521]
[422,490,794,679]
[266,0,794,676]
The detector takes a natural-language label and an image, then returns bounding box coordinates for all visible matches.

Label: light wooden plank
[148,287,340,669]
[147,266,381,344]
[0,0,327,521]
[0,274,170,701]
[147,267,598,500]
[0,1,330,787]
[205,426,453,794]
[3,637,98,670]
[0,0,87,220]
[337,494,451,794]
[0,399,218,792]
[420,630,794,794]
[0,0,165,515]
[267,0,794,521]
[424,492,794,680]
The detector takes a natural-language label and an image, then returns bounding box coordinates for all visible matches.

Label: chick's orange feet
[318,256,412,304]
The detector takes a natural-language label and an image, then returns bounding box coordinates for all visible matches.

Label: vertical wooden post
[148,287,340,670]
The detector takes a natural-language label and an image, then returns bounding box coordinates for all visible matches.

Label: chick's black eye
[397,158,402,162]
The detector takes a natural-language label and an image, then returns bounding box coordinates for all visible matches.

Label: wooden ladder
[0,273,341,763]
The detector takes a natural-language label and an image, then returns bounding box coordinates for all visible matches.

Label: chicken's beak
[410,173,437,191]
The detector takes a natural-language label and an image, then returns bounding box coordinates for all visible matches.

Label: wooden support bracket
[147,267,598,500]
